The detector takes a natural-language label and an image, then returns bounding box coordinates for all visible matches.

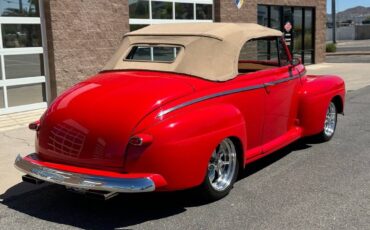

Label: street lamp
[332,0,336,43]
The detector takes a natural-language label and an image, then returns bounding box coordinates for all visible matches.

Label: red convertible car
[15,23,345,201]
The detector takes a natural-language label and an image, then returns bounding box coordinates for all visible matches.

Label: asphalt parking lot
[0,86,369,229]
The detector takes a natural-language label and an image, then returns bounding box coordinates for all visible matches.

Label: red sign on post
[284,22,292,33]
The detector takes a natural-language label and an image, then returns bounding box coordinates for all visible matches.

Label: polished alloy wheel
[207,138,237,192]
[324,102,337,137]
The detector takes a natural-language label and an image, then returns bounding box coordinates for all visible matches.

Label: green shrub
[326,43,337,53]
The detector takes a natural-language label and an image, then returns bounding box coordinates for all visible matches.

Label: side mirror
[291,57,302,66]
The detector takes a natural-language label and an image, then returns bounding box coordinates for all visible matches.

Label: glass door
[292,7,315,64]
[257,5,315,64]
[293,8,303,60]
[303,8,314,64]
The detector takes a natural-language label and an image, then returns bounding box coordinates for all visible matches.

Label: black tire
[314,101,338,142]
[198,138,239,201]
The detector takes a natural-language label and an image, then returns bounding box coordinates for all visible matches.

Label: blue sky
[327,0,370,13]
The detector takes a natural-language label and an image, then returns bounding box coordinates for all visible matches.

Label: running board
[245,127,303,165]
[262,127,303,155]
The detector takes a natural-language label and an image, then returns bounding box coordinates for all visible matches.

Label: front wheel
[199,138,239,201]
[315,101,338,142]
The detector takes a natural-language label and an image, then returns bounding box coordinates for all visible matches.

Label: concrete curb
[326,51,370,56]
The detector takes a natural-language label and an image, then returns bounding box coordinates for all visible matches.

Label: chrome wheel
[207,138,237,192]
[324,102,337,137]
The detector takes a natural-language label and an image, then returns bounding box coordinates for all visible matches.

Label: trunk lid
[37,71,194,170]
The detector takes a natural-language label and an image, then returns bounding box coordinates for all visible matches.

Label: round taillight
[129,134,153,146]
[29,120,40,131]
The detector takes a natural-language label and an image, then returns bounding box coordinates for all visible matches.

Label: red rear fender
[124,103,247,190]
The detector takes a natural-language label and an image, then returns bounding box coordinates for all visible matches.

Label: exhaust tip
[85,190,119,201]
[66,186,119,201]
[22,175,44,185]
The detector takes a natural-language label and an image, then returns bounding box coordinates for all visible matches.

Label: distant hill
[327,6,370,24]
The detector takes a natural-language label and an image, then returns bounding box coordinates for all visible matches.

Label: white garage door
[0,0,47,115]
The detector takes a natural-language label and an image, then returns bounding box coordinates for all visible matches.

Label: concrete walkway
[0,109,46,200]
[0,109,45,132]
[306,63,370,91]
[1,62,370,199]
[0,128,44,200]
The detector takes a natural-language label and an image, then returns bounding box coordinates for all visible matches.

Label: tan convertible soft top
[103,23,282,81]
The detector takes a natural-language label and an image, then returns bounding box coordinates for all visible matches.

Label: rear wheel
[315,101,338,142]
[199,138,239,201]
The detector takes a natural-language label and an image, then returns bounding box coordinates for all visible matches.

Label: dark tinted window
[304,9,313,50]
[196,4,212,20]
[293,8,303,53]
[304,9,314,64]
[270,6,281,30]
[175,3,194,20]
[152,1,173,19]
[258,5,268,26]
[129,0,150,19]
[2,24,42,48]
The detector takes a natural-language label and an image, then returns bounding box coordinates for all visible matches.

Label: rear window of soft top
[125,45,182,63]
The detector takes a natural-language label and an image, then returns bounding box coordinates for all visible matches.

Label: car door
[236,38,274,160]
[261,38,301,148]
[234,73,267,159]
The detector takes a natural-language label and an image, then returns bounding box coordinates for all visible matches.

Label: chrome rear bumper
[14,154,156,193]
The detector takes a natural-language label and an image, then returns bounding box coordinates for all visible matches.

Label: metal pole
[332,0,336,43]
[39,0,52,104]
[19,0,23,14]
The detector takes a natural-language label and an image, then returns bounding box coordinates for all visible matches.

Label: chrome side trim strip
[158,70,306,117]
[158,84,265,117]
[14,154,155,193]
[268,70,305,85]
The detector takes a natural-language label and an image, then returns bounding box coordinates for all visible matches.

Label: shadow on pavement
[0,182,48,201]
[1,141,312,229]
